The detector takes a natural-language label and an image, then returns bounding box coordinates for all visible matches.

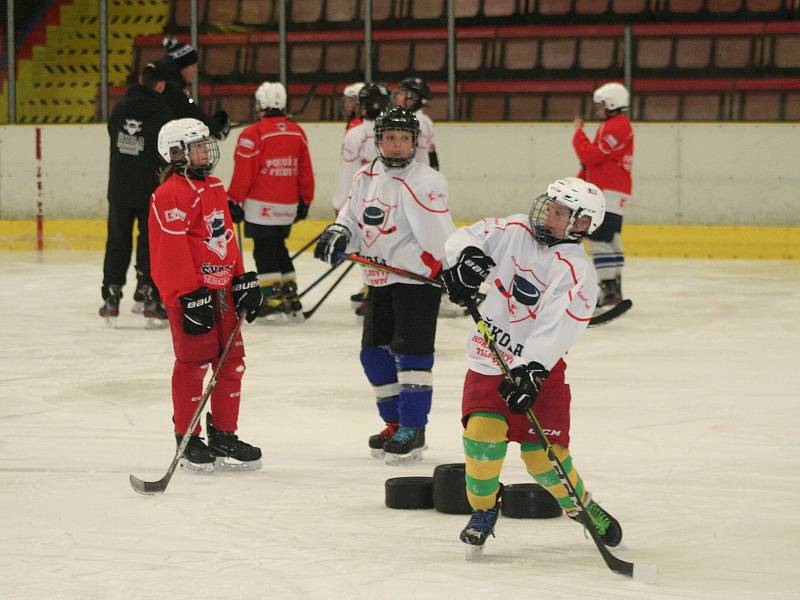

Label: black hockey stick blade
[588,299,632,328]
[130,472,171,496]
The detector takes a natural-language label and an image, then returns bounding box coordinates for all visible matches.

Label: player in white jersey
[315,106,456,464]
[393,77,438,170]
[331,83,391,213]
[441,177,623,550]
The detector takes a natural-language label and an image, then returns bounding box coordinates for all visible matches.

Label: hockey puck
[385,476,434,509]
[432,463,472,514]
[500,483,562,519]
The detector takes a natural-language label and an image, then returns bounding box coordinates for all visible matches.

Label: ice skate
[281,281,305,323]
[368,421,399,458]
[132,282,146,314]
[141,285,169,330]
[99,284,122,328]
[383,426,426,465]
[350,285,368,310]
[206,413,262,471]
[176,434,215,473]
[460,503,500,560]
[566,495,623,547]
[593,277,623,316]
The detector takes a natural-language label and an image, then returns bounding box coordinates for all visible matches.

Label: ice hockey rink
[1,250,797,600]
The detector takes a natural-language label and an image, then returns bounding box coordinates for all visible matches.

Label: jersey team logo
[203,210,234,259]
[360,198,397,247]
[494,258,544,323]
[123,119,142,135]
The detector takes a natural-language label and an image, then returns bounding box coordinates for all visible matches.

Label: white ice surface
[1,252,798,599]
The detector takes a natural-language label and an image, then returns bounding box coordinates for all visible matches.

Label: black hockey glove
[228,200,244,224]
[429,149,439,171]
[314,223,351,265]
[294,199,309,222]
[212,110,231,140]
[231,272,262,323]
[442,246,495,307]
[179,287,214,336]
[498,362,549,414]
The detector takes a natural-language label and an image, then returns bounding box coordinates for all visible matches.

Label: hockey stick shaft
[302,262,355,320]
[465,302,634,577]
[291,231,324,260]
[298,260,345,300]
[129,311,246,496]
[345,254,442,287]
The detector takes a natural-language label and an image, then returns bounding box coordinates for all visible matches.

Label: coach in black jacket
[155,37,230,141]
[100,61,174,322]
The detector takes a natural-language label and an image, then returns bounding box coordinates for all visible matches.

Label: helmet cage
[528,193,588,246]
[374,107,419,168]
[397,77,430,111]
[167,136,220,178]
[358,83,391,120]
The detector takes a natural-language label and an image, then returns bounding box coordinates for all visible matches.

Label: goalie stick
[465,300,636,578]
[345,254,629,328]
[129,312,246,496]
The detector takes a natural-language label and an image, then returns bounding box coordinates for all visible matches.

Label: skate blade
[102,316,118,328]
[464,544,485,561]
[131,301,144,314]
[144,318,168,330]
[213,457,262,472]
[370,448,385,459]
[179,458,215,474]
[384,446,426,465]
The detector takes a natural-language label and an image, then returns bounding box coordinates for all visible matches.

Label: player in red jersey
[149,118,263,473]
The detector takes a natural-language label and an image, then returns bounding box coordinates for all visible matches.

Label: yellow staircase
[4,0,169,124]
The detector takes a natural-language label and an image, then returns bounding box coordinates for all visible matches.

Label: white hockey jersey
[445,216,597,375]
[332,120,378,212]
[414,110,435,166]
[337,159,455,286]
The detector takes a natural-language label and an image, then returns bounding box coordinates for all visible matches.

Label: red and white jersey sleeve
[227,116,314,226]
[445,216,597,375]
[572,113,633,196]
[332,120,378,212]
[336,160,455,286]
[414,110,435,166]
[149,174,244,308]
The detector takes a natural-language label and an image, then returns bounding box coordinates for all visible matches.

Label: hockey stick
[291,231,324,260]
[345,254,442,287]
[298,260,345,300]
[465,301,636,578]
[587,299,633,328]
[129,312,246,496]
[236,221,243,252]
[302,262,356,320]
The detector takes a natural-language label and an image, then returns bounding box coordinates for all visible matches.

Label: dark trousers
[102,201,152,288]
[250,225,294,275]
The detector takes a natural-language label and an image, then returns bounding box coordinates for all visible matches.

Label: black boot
[141,284,168,329]
[99,285,123,325]
[206,413,262,471]
[175,434,215,473]
[368,421,399,458]
[383,426,426,465]
[597,278,622,308]
[567,495,623,547]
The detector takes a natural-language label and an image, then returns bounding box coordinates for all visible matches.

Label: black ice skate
[368,421,399,458]
[350,286,368,309]
[460,501,501,560]
[132,281,146,314]
[141,284,169,330]
[282,281,305,323]
[206,413,262,471]
[383,426,426,465]
[99,284,123,327]
[594,276,623,315]
[176,434,215,473]
[567,495,623,547]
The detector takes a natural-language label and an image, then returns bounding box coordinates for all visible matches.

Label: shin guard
[464,412,508,510]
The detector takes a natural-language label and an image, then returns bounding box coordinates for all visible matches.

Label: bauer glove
[179,287,214,336]
[314,223,351,266]
[442,246,495,307]
[231,272,262,323]
[498,362,549,414]
[228,200,244,224]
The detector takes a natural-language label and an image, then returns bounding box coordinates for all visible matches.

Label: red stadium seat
[742,92,781,120]
[714,37,754,69]
[239,0,273,25]
[290,45,323,74]
[784,93,800,119]
[611,0,648,14]
[217,94,253,123]
[483,0,518,16]
[207,0,238,24]
[411,0,445,19]
[639,94,680,120]
[324,42,361,73]
[377,41,412,72]
[746,0,782,11]
[675,38,712,69]
[774,35,800,68]
[326,0,359,23]
[665,0,704,13]
[546,94,585,119]
[540,39,577,70]
[203,45,240,76]
[706,0,743,12]
[253,44,279,75]
[508,94,544,120]
[470,95,505,120]
[636,38,672,69]
[537,0,572,15]
[503,39,538,70]
[457,39,487,72]
[579,38,619,70]
[173,0,208,27]
[682,93,723,119]
[414,40,447,72]
[291,0,323,23]
[455,0,480,18]
[575,0,610,15]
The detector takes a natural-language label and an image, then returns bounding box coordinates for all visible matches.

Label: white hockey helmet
[593,82,629,112]
[343,82,365,98]
[529,177,606,245]
[157,118,220,177]
[255,81,287,111]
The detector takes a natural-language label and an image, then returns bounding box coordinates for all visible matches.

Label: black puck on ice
[432,463,472,514]
[385,476,434,509]
[500,483,562,519]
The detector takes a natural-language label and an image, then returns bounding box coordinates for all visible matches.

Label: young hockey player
[227,81,315,322]
[441,177,623,551]
[149,118,263,472]
[331,83,392,316]
[393,77,438,170]
[341,81,365,131]
[572,82,634,311]
[315,106,456,464]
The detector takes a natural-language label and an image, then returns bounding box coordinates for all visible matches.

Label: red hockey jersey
[227,115,314,226]
[149,173,244,308]
[572,113,633,195]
